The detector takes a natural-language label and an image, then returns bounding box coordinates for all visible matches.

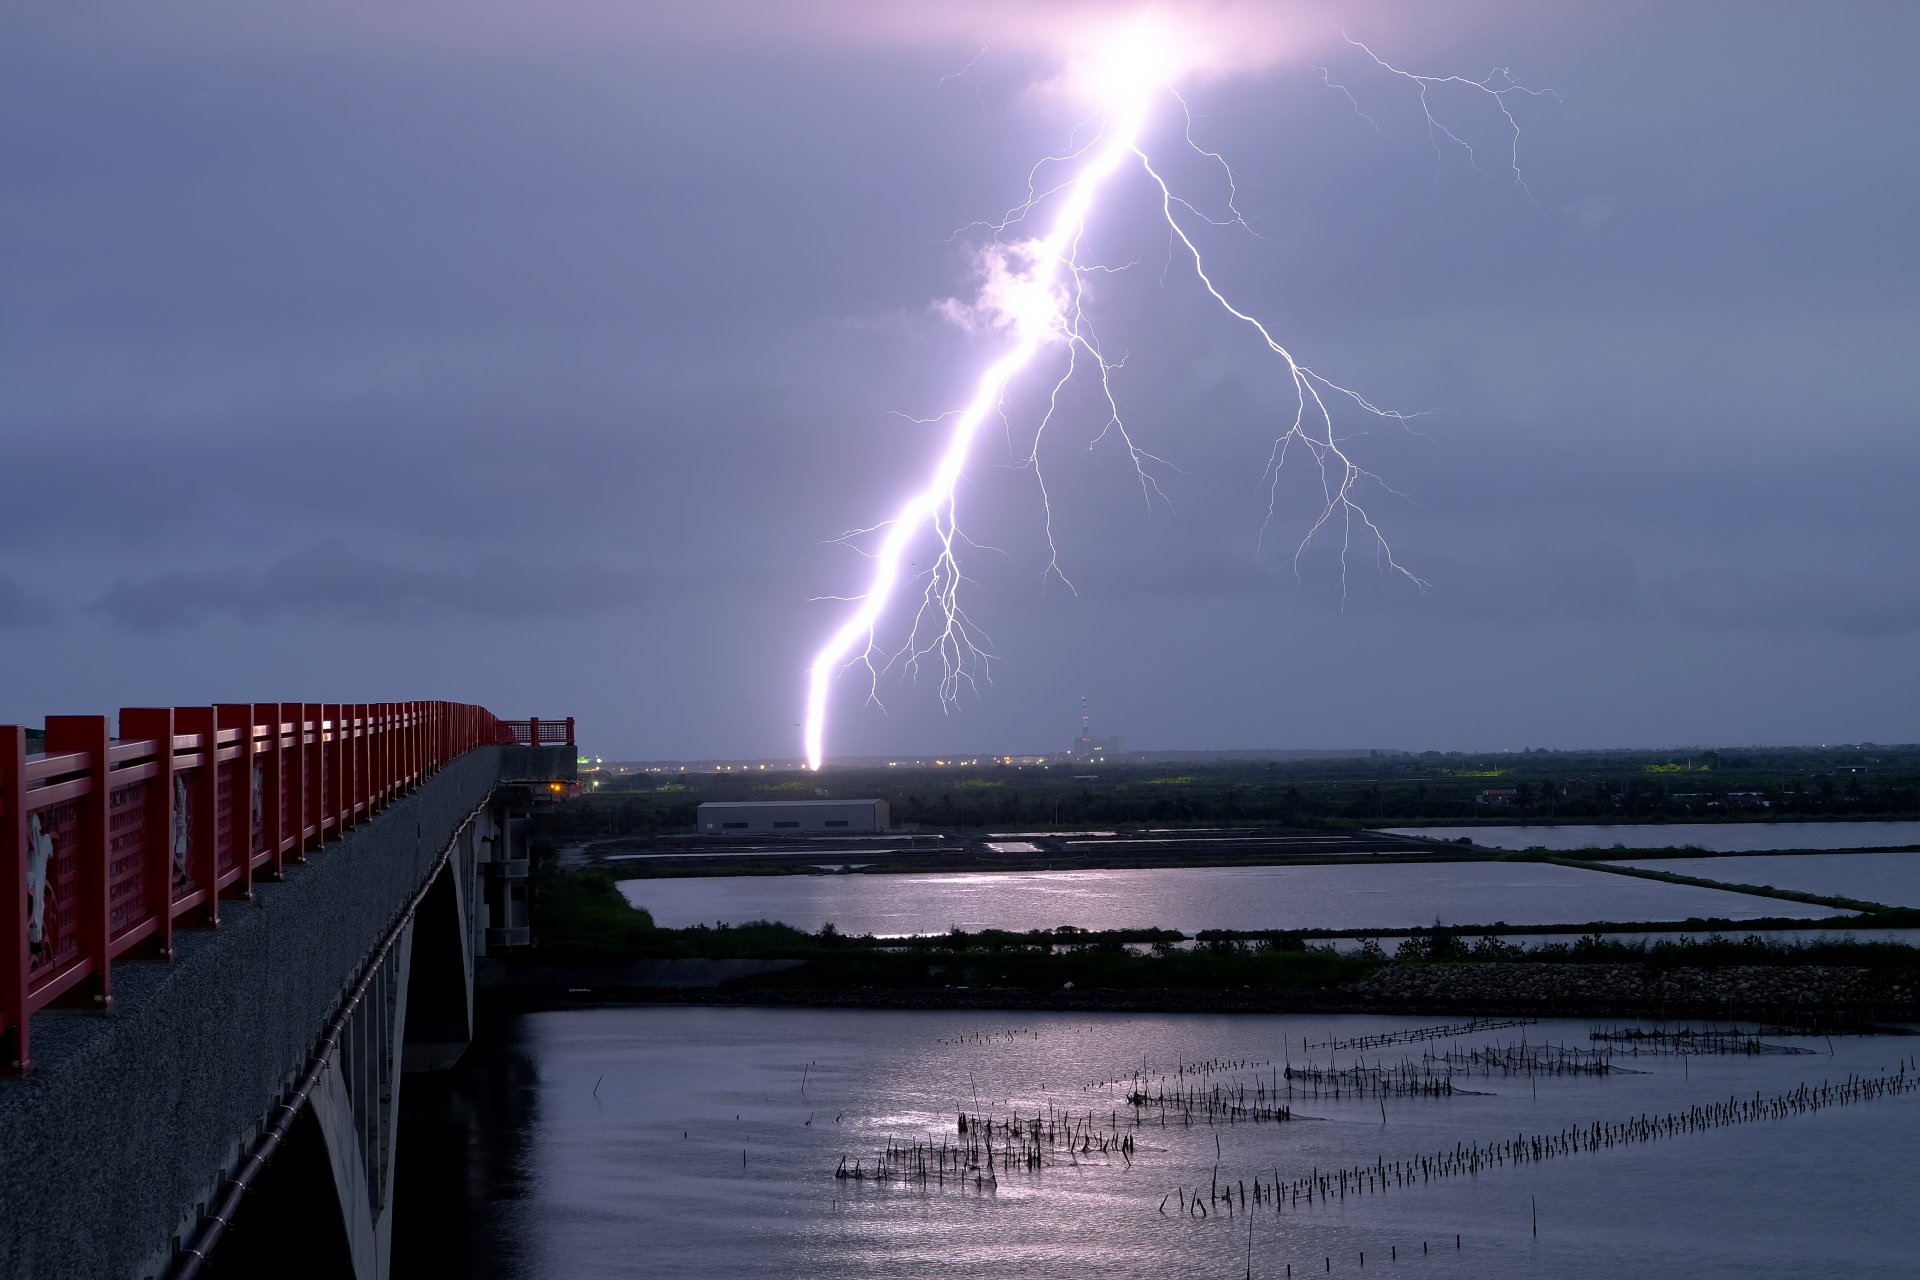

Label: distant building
[1476,788,1519,806]
[1068,694,1124,764]
[696,799,889,834]
[1070,733,1126,764]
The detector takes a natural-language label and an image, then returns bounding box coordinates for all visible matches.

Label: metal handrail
[0,701,569,1073]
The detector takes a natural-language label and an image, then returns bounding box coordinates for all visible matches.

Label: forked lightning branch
[802,18,1548,770]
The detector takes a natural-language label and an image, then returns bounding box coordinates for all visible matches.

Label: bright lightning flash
[802,19,1536,771]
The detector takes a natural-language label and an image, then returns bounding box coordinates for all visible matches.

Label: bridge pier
[309,916,408,1280]
[401,824,481,1075]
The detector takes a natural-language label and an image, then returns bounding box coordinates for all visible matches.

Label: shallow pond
[618,861,1848,937]
[1614,852,1920,908]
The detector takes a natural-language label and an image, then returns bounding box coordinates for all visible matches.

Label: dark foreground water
[395,1006,1920,1279]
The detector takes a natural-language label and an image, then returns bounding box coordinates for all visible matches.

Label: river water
[393,1006,1920,1278]
[618,861,1848,937]
[1381,821,1920,853]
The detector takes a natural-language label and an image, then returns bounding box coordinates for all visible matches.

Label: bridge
[0,702,576,1280]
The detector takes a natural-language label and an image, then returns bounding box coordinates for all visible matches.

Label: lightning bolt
[802,21,1547,771]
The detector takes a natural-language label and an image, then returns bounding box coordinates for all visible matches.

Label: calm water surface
[1383,821,1920,853]
[395,1006,1920,1278]
[1615,852,1920,908]
[619,862,1848,936]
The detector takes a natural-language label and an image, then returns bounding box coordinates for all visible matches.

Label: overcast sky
[4,2,1916,762]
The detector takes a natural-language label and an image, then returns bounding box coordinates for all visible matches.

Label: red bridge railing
[0,701,564,1073]
[499,717,575,747]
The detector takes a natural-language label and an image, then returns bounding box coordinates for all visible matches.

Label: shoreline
[481,960,1920,1031]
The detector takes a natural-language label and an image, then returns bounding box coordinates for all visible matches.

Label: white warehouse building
[697,799,890,835]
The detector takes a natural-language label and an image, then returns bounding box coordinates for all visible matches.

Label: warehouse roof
[696,799,884,808]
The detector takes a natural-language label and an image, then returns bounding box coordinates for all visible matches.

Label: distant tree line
[545,743,1920,837]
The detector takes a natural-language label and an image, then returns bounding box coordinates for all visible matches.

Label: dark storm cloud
[1069,536,1920,641]
[1653,568,1920,641]
[1331,547,1920,640]
[1306,543,1647,626]
[91,544,679,630]
[3,2,1916,756]
[0,576,38,626]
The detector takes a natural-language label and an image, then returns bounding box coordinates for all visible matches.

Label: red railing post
[342,704,360,832]
[360,706,376,817]
[254,703,284,878]
[119,708,178,958]
[1,726,31,1072]
[366,702,380,810]
[566,716,576,745]
[176,708,220,927]
[216,704,256,900]
[44,716,112,1009]
[355,702,370,819]
[399,702,414,790]
[280,702,307,862]
[339,702,355,830]
[374,702,390,809]
[303,703,326,852]
[528,716,540,750]
[395,703,409,793]
[336,705,351,832]
[323,703,344,838]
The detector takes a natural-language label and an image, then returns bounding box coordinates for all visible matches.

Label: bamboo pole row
[836,1104,1138,1189]
[1304,1017,1537,1052]
[1588,1026,1815,1055]
[1176,1065,1918,1222]
[1416,1042,1622,1077]
[1085,1056,1274,1093]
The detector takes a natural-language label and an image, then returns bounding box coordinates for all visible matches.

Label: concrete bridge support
[209,810,496,1280]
